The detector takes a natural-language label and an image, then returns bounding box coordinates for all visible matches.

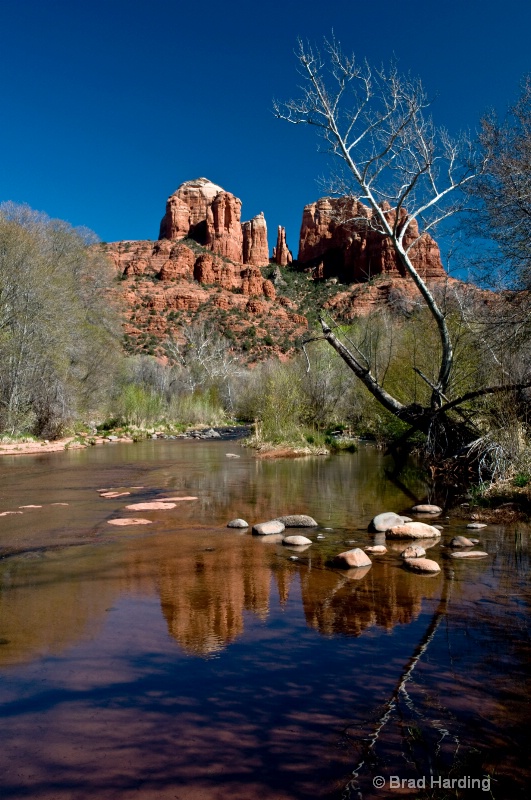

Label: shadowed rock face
[298,196,444,283]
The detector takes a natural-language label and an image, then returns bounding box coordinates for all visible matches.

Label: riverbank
[0,425,250,457]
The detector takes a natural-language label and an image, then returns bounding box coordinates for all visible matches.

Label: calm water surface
[0,440,529,799]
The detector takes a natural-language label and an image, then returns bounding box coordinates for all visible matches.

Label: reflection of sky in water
[0,441,529,798]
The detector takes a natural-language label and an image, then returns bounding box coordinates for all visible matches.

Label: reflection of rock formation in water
[300,557,441,637]
[157,538,284,656]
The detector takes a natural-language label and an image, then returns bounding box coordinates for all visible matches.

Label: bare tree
[275,39,527,461]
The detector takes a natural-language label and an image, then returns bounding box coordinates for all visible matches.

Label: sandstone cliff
[159,178,270,266]
[273,225,293,266]
[102,180,457,361]
[298,196,444,282]
[242,212,269,266]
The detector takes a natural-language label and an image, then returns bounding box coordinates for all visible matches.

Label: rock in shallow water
[275,514,318,527]
[333,548,372,569]
[107,518,153,526]
[450,535,475,547]
[450,551,489,559]
[386,522,442,539]
[365,545,387,554]
[368,512,404,532]
[404,557,441,573]
[466,522,487,529]
[282,535,312,546]
[401,545,426,559]
[252,520,285,535]
[125,502,176,511]
[227,518,249,528]
[411,504,442,514]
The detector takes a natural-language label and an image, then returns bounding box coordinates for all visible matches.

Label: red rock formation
[298,196,444,282]
[273,226,293,266]
[242,212,269,265]
[205,191,243,262]
[159,178,224,241]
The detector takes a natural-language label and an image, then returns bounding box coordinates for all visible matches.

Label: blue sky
[1,0,530,256]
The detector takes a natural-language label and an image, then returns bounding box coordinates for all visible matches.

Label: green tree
[276,39,529,466]
[0,204,122,437]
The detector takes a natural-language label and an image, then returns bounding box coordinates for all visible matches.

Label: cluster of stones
[227,514,317,549]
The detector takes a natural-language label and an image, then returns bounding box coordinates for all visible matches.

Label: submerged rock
[450,551,489,559]
[275,514,318,527]
[401,545,426,559]
[466,522,487,529]
[227,518,249,528]
[333,548,372,569]
[125,502,176,511]
[386,522,442,539]
[107,518,153,526]
[252,520,285,535]
[365,545,387,554]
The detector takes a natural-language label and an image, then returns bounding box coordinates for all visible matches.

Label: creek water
[0,440,529,799]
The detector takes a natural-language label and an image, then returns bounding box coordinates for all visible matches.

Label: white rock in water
[369,512,404,532]
[466,522,487,529]
[283,535,312,546]
[252,520,285,535]
[227,518,249,528]
[365,545,387,554]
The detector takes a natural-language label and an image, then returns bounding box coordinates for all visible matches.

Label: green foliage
[513,473,531,488]
[0,203,122,438]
